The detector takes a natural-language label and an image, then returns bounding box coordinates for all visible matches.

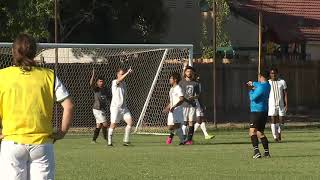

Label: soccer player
[193,74,215,140]
[268,68,288,142]
[0,33,74,179]
[108,68,133,146]
[179,66,200,145]
[163,72,185,145]
[247,71,271,159]
[90,69,110,143]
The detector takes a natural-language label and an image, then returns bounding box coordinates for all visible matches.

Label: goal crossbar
[0,43,193,135]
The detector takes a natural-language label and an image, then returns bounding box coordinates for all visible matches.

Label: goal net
[0,43,193,135]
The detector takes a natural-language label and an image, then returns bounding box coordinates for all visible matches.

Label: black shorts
[250,112,268,132]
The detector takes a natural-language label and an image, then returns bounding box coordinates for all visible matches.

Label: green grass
[55,129,320,180]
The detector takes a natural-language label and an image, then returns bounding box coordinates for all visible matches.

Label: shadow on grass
[273,139,320,144]
[194,138,320,146]
[206,141,251,145]
[276,154,320,158]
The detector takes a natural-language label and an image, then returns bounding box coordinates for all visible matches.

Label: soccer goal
[0,43,193,135]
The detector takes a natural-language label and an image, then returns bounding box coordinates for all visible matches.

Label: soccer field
[55,129,320,180]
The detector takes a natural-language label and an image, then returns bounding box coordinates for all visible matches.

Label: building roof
[229,0,320,43]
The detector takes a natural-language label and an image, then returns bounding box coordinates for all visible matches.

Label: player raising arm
[89,68,110,143]
[108,68,133,146]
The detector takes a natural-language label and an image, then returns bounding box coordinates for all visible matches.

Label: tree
[56,0,167,43]
[215,0,231,48]
[0,0,167,43]
[0,0,53,42]
[200,0,231,58]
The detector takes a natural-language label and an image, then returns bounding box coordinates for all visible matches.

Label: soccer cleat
[205,135,215,140]
[166,137,173,144]
[264,152,271,158]
[183,135,187,141]
[185,140,193,145]
[274,138,281,143]
[179,142,185,145]
[91,140,97,144]
[107,143,113,146]
[252,152,262,159]
[123,142,130,146]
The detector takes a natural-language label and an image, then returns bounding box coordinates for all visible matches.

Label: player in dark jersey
[90,69,110,143]
[193,73,215,140]
[179,66,200,145]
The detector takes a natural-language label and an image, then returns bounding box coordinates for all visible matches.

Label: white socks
[108,126,131,145]
[108,128,113,145]
[271,123,281,139]
[200,122,209,137]
[278,124,281,134]
[182,124,187,135]
[194,122,209,137]
[194,123,200,132]
[124,125,131,143]
[271,124,276,139]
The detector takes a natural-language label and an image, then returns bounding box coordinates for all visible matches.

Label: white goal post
[0,43,193,135]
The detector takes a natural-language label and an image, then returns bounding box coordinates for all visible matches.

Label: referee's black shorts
[249,112,268,132]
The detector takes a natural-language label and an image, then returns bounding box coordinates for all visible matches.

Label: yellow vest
[0,66,55,144]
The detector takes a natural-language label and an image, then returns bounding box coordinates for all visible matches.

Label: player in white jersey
[108,68,133,146]
[193,74,215,140]
[268,68,288,142]
[163,72,185,145]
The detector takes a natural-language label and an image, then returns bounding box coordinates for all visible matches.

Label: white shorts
[196,107,204,117]
[110,107,132,124]
[268,106,286,117]
[183,107,196,122]
[93,109,107,124]
[167,108,184,126]
[0,141,55,180]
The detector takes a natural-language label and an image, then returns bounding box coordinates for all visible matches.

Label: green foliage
[202,46,215,59]
[0,0,167,43]
[54,0,168,43]
[0,0,53,41]
[200,0,231,58]
[216,0,231,47]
